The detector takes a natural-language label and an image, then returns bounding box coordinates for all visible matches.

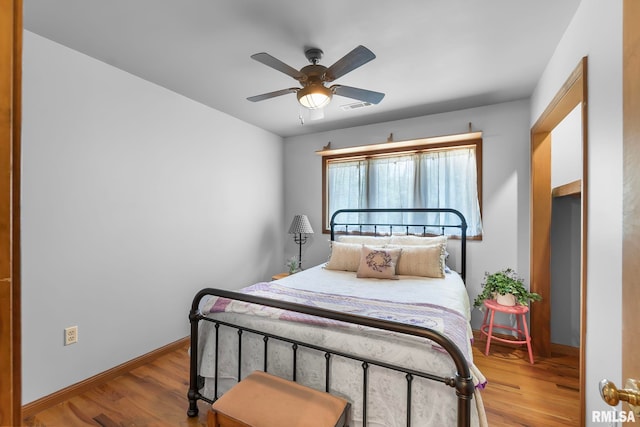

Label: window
[321,134,483,237]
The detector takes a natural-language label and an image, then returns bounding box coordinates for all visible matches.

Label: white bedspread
[197,265,486,427]
[276,264,472,319]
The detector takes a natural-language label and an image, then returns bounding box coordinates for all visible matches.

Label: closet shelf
[552,179,581,198]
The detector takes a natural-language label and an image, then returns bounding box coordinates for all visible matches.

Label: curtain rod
[315,130,483,156]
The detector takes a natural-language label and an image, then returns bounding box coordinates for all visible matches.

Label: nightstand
[271,272,290,281]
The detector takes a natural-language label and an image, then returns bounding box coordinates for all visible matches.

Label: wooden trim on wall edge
[530,56,587,427]
[21,336,189,418]
[622,0,640,403]
[0,1,23,425]
[12,0,23,423]
[579,56,589,427]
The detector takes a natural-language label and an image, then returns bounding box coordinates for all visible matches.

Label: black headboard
[329,208,468,282]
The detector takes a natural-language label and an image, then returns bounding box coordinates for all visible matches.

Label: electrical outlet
[64,326,78,346]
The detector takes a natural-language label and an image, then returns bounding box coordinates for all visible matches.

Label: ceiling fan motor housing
[304,47,323,64]
[297,59,333,109]
[299,64,328,85]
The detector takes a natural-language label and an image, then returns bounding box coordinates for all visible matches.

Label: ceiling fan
[247,45,385,110]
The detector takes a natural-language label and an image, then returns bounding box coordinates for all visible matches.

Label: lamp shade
[297,84,332,109]
[288,214,314,234]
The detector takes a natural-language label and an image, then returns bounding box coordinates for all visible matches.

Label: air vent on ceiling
[340,101,373,111]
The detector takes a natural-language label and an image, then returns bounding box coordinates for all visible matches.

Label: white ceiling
[23,0,581,138]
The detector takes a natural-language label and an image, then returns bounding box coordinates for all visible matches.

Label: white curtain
[327,147,483,236]
[327,159,368,231]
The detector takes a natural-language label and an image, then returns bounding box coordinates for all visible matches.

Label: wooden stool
[208,370,350,427]
[480,299,534,364]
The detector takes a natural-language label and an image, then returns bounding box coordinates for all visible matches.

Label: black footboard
[187,289,475,427]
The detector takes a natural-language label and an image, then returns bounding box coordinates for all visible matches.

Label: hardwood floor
[473,335,580,426]
[24,336,579,426]
[23,344,210,427]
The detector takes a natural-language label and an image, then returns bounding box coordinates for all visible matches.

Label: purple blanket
[204,282,472,362]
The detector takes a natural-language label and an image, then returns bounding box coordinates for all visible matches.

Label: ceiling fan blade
[332,85,385,104]
[247,88,298,102]
[251,53,304,80]
[324,45,376,82]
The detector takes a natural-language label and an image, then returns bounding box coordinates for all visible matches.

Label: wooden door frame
[530,57,588,426]
[0,0,22,426]
[622,0,640,396]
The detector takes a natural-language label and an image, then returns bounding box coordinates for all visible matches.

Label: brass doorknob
[600,379,640,407]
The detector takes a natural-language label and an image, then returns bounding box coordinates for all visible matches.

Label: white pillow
[356,246,402,279]
[325,242,362,272]
[337,235,391,245]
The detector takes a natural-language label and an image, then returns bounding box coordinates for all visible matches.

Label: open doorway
[550,105,582,352]
[530,57,588,425]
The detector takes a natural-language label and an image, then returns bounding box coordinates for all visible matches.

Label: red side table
[480,299,534,364]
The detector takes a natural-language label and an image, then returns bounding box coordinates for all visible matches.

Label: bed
[187,208,487,427]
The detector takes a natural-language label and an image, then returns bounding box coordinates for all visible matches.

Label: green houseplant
[473,268,542,308]
[286,256,299,274]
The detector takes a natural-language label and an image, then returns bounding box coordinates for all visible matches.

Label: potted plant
[286,256,299,275]
[473,268,542,308]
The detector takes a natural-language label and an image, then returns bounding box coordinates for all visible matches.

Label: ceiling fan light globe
[297,85,332,109]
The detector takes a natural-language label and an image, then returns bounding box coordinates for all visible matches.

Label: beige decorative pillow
[356,246,402,279]
[388,234,447,246]
[387,244,445,278]
[337,235,391,245]
[325,242,362,272]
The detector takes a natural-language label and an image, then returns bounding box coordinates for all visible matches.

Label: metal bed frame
[187,208,474,427]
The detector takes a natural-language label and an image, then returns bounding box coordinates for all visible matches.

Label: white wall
[283,99,532,330]
[21,31,284,403]
[551,104,582,188]
[530,0,623,422]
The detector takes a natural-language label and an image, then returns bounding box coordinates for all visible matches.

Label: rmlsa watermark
[592,410,636,423]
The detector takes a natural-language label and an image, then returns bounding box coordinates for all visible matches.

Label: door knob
[600,379,640,415]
